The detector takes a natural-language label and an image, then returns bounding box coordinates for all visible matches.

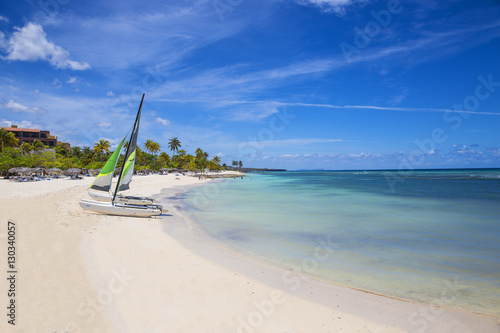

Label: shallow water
[181,169,500,317]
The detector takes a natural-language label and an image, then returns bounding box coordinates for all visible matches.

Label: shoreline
[161,179,500,332]
[0,174,498,332]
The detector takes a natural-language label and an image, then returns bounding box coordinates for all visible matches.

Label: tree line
[0,128,243,174]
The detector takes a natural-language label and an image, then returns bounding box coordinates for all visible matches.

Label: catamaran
[79,94,163,217]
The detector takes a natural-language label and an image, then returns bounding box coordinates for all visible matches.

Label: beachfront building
[57,141,71,150]
[1,125,58,147]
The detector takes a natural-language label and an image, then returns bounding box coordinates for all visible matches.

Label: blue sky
[0,0,499,170]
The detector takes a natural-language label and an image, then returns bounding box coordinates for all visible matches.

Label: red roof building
[1,125,58,147]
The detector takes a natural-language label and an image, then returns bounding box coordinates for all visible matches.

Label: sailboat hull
[79,199,162,217]
[88,191,160,207]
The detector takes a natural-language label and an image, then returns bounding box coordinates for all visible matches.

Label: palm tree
[144,139,154,154]
[55,144,68,156]
[207,160,218,171]
[144,139,161,170]
[20,142,33,155]
[195,148,210,173]
[32,139,46,151]
[82,146,93,165]
[0,128,19,152]
[168,137,181,159]
[232,160,238,168]
[195,147,203,170]
[69,146,82,159]
[212,156,221,168]
[195,147,204,160]
[93,139,111,162]
[239,160,243,170]
[158,152,171,168]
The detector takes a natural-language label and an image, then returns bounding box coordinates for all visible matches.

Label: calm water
[180,169,500,316]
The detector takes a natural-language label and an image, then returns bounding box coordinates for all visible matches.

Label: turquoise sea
[180,169,500,317]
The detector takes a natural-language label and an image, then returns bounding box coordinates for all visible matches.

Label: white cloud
[281,154,301,158]
[2,23,90,70]
[295,0,365,14]
[155,117,170,126]
[0,16,8,22]
[67,76,77,84]
[0,119,39,129]
[96,122,112,128]
[0,99,46,114]
[230,106,279,122]
[247,138,343,146]
[52,78,62,88]
[348,152,375,158]
[0,32,6,49]
[107,91,115,97]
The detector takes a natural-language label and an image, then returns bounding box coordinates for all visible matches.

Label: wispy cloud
[0,32,6,50]
[294,0,366,15]
[54,1,253,72]
[96,122,112,128]
[148,19,500,113]
[228,104,280,122]
[249,138,343,146]
[155,98,500,116]
[268,145,500,169]
[1,23,90,70]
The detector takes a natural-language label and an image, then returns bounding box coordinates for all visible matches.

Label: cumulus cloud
[1,23,90,70]
[0,99,46,114]
[67,76,77,84]
[155,117,170,126]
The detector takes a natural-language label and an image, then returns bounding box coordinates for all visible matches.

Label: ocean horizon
[180,168,500,317]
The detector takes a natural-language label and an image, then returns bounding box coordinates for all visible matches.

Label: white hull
[79,199,162,217]
[88,191,159,207]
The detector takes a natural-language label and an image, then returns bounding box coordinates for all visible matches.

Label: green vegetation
[0,128,19,152]
[0,137,229,175]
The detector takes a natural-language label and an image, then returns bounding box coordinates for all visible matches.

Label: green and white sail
[114,93,144,197]
[117,144,137,191]
[89,137,125,192]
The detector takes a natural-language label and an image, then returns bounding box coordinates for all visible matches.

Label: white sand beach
[0,173,498,332]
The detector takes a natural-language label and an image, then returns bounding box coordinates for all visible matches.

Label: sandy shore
[0,173,498,332]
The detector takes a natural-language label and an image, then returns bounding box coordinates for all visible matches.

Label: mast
[112,93,145,203]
